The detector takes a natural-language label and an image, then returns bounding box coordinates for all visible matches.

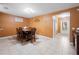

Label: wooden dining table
[22,27,31,34]
[16,27,36,43]
[22,28,33,41]
[22,30,31,35]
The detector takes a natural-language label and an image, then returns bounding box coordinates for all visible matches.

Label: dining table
[22,28,32,41]
[22,27,31,34]
[16,27,36,43]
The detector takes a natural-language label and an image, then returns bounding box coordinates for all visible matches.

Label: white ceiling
[0,3,79,18]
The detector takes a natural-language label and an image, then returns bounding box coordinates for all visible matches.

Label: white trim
[0,34,52,40]
[52,16,58,38]
[0,35,16,39]
[36,34,52,40]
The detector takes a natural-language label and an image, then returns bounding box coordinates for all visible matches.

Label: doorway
[52,12,70,39]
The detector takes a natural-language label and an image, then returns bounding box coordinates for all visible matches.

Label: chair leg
[17,35,20,41]
[31,36,36,43]
[31,39,34,43]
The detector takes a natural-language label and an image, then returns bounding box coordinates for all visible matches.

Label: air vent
[4,6,8,10]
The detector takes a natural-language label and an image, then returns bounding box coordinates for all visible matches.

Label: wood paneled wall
[0,13,31,36]
[0,6,79,42]
[30,15,53,37]
[70,7,79,42]
[30,6,79,42]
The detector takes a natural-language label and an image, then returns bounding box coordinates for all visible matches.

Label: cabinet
[76,32,79,55]
[76,28,79,55]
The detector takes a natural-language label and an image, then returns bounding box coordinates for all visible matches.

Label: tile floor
[0,34,76,55]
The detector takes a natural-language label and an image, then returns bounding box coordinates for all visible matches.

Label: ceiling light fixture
[24,8,34,14]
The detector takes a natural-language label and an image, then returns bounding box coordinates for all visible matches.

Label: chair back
[18,27,23,32]
[31,28,36,35]
[16,28,19,34]
[16,27,23,34]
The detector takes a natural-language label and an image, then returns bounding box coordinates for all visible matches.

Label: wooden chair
[16,27,24,42]
[16,28,20,41]
[31,28,36,43]
[26,31,32,41]
[72,28,76,46]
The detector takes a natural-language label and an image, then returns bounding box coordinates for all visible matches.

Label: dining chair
[16,28,20,40]
[16,27,25,42]
[31,28,37,43]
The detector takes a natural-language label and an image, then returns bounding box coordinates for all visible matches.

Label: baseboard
[0,35,16,39]
[0,34,52,40]
[36,34,52,40]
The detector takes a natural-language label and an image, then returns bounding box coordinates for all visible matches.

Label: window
[15,17,23,22]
